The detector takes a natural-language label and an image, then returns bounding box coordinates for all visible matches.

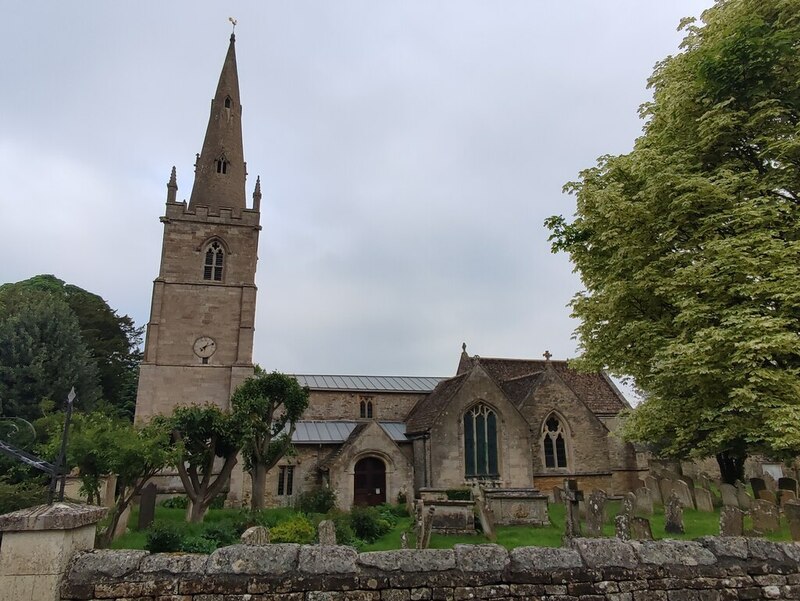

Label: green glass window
[464,404,499,477]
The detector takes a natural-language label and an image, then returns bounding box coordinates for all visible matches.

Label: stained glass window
[464,403,499,477]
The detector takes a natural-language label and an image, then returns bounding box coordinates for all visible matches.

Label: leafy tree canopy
[0,275,142,419]
[545,0,800,482]
[230,368,309,510]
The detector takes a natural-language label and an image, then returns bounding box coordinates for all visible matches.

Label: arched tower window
[463,403,498,478]
[542,414,568,469]
[224,96,232,108]
[203,241,224,281]
[215,158,229,174]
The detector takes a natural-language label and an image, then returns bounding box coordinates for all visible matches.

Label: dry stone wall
[61,537,800,600]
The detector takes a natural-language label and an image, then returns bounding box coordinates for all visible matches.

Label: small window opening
[215,159,229,174]
[224,96,232,108]
[201,357,209,365]
[359,401,366,418]
[366,401,373,418]
[277,466,294,496]
[203,241,224,281]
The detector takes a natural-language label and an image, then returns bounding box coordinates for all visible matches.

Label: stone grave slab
[783,500,800,542]
[586,490,607,537]
[719,483,739,508]
[750,477,767,500]
[694,487,714,513]
[631,517,653,540]
[644,475,661,504]
[779,489,797,506]
[137,483,157,531]
[751,499,780,535]
[735,481,752,510]
[719,506,744,537]
[635,487,653,516]
[664,492,684,535]
[659,479,675,506]
[779,477,798,495]
[757,490,777,504]
[674,479,695,509]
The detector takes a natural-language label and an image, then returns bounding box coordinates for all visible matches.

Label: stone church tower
[135,34,261,423]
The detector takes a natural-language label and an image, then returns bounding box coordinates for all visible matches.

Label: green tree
[546,0,800,483]
[166,404,241,522]
[230,369,309,511]
[0,290,101,421]
[41,410,173,547]
[0,275,143,418]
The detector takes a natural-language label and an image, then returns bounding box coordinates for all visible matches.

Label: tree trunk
[188,497,209,523]
[250,463,267,511]
[716,450,746,484]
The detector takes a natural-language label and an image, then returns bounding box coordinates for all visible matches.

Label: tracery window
[359,397,374,419]
[203,241,224,281]
[542,414,568,469]
[277,465,294,496]
[463,403,498,477]
[215,158,229,174]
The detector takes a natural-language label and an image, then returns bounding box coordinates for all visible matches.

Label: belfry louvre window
[542,415,568,469]
[203,242,224,281]
[215,158,229,174]
[277,466,294,496]
[463,403,498,477]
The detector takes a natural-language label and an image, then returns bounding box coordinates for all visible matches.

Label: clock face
[193,336,217,358]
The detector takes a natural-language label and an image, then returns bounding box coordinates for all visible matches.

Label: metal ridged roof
[294,374,444,393]
[291,421,407,443]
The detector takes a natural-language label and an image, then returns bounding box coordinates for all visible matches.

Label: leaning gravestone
[694,487,715,513]
[779,489,797,506]
[697,474,713,490]
[751,499,780,535]
[674,479,695,509]
[241,526,270,545]
[631,517,654,541]
[779,477,799,496]
[137,483,157,531]
[719,506,744,537]
[750,477,767,500]
[586,490,607,537]
[783,500,800,542]
[735,481,752,510]
[635,487,654,516]
[664,492,684,535]
[762,472,777,491]
[318,519,337,545]
[719,483,739,508]
[552,486,563,503]
[758,490,777,504]
[420,506,435,549]
[644,475,662,504]
[659,479,675,506]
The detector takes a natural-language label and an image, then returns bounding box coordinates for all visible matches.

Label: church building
[135,35,643,509]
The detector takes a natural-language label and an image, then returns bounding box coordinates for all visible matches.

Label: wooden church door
[353,457,386,506]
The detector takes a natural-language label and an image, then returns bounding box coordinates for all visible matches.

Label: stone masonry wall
[62,537,800,600]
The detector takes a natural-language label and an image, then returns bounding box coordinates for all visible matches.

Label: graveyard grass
[111,500,794,551]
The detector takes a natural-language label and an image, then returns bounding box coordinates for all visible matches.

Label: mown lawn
[111,500,793,551]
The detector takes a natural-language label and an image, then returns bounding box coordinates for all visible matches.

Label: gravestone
[475,491,497,543]
[137,483,157,531]
[719,483,739,508]
[241,526,270,545]
[694,487,715,513]
[735,481,752,510]
[697,474,713,490]
[644,475,662,504]
[751,499,780,535]
[621,492,635,517]
[420,506,435,549]
[762,472,778,491]
[719,506,744,537]
[563,479,583,538]
[113,505,131,540]
[664,492,684,534]
[659,479,675,506]
[635,487,654,516]
[674,479,695,509]
[779,489,797,506]
[631,517,654,540]
[414,500,424,548]
[758,490,777,504]
[586,490,607,537]
[318,519,337,545]
[552,486,563,503]
[750,477,767,500]
[783,500,800,542]
[615,513,631,541]
[680,475,696,502]
[779,477,799,495]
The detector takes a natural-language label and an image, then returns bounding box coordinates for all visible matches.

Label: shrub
[350,506,391,543]
[446,488,472,501]
[201,520,238,546]
[159,495,189,509]
[325,510,355,545]
[270,514,315,544]
[145,521,184,552]
[0,479,47,515]
[296,487,337,514]
[181,535,217,553]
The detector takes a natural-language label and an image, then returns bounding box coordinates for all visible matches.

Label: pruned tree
[546,0,800,483]
[231,369,309,511]
[167,404,241,522]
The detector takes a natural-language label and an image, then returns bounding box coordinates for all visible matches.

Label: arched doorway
[353,456,386,506]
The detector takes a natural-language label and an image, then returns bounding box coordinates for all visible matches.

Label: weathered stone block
[298,545,358,574]
[453,544,508,573]
[570,538,638,568]
[359,550,456,572]
[206,544,300,575]
[633,541,716,566]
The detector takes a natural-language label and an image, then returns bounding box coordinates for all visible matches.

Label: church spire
[189,33,247,211]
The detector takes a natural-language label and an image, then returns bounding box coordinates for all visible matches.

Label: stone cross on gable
[543,350,552,361]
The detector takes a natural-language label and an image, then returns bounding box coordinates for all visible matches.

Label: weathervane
[229,17,238,34]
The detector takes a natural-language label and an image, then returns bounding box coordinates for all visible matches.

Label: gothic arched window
[359,398,374,419]
[542,414,568,469]
[463,403,499,478]
[203,241,224,281]
[215,158,229,174]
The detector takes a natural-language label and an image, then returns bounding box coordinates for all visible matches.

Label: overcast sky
[1,2,714,383]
